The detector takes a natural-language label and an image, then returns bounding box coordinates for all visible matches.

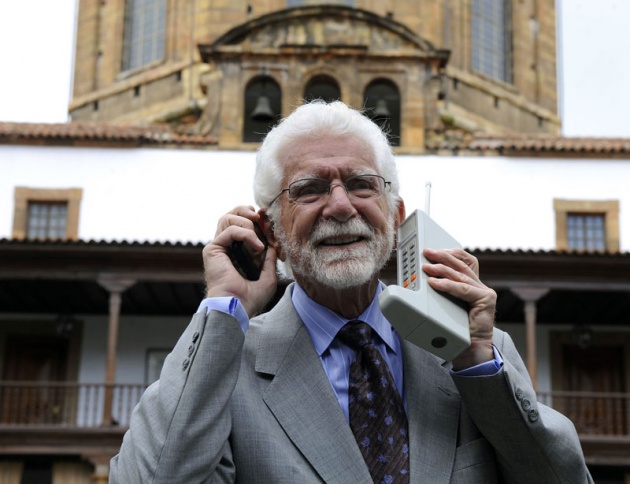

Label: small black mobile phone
[228,222,269,281]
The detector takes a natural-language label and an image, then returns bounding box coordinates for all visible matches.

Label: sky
[0,0,629,137]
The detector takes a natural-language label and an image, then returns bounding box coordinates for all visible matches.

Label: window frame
[13,187,83,240]
[554,199,620,252]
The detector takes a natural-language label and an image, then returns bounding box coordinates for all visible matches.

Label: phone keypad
[400,241,418,290]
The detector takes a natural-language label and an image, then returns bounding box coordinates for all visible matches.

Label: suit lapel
[255,292,371,483]
[403,341,460,482]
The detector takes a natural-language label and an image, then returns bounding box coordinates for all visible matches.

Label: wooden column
[84,453,112,484]
[511,287,549,391]
[97,276,135,426]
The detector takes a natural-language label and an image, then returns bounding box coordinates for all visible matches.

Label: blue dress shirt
[292,283,405,421]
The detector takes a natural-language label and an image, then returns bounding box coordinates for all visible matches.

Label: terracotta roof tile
[1,237,628,258]
[0,121,217,147]
[4,121,630,155]
[0,237,204,248]
[466,134,630,154]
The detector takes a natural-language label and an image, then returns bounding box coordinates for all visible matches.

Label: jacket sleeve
[451,329,594,484]
[109,310,243,484]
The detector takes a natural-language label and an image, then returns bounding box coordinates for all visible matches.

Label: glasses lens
[289,178,330,204]
[346,175,384,198]
[287,175,387,204]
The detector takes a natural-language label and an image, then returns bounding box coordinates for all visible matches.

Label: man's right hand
[202,205,277,317]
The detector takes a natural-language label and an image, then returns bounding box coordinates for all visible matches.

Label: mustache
[309,218,375,245]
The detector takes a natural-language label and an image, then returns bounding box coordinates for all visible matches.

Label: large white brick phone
[379,183,471,361]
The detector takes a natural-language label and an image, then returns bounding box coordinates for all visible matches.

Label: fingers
[424,247,479,276]
[215,205,257,233]
[211,224,266,253]
[421,248,496,326]
[421,248,487,301]
[212,206,266,252]
[215,206,257,234]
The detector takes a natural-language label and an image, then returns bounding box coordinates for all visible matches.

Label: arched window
[287,0,354,6]
[364,79,401,146]
[304,75,341,103]
[243,76,282,143]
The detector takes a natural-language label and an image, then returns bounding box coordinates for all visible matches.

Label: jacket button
[521,398,532,411]
[182,358,190,371]
[192,331,200,343]
[515,388,524,401]
[528,409,539,422]
[188,345,195,356]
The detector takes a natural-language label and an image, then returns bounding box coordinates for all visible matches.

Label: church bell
[250,95,275,121]
[373,98,390,118]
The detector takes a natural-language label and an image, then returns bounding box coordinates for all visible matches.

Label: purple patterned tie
[338,321,410,484]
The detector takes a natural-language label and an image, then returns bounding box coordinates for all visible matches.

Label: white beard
[276,216,395,290]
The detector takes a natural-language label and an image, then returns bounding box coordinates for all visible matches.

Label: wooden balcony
[0,381,147,427]
[0,381,147,458]
[0,382,628,466]
[538,390,630,466]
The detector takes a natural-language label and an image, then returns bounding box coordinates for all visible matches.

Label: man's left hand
[422,248,496,370]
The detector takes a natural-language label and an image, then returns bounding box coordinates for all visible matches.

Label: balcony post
[511,287,549,391]
[84,453,111,484]
[97,275,135,426]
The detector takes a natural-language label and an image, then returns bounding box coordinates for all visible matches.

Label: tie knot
[338,321,373,350]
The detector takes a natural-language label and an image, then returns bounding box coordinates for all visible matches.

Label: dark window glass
[287,0,354,5]
[122,0,167,71]
[304,75,341,104]
[243,76,282,143]
[567,213,606,251]
[27,202,68,240]
[364,79,401,146]
[471,0,512,83]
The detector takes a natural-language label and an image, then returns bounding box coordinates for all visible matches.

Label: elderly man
[110,101,592,483]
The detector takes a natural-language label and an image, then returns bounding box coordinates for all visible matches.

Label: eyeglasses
[270,174,391,205]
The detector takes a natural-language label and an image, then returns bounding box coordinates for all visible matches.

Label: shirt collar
[291,282,398,357]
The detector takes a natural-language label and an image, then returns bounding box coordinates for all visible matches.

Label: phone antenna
[424,181,432,217]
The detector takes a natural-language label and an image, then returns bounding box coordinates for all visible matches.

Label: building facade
[70,0,559,151]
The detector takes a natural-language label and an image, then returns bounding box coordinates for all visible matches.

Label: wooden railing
[1,382,628,437]
[538,391,630,437]
[0,381,147,427]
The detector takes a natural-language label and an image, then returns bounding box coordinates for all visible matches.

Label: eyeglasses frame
[269,174,392,206]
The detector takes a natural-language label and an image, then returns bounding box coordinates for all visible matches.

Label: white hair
[253,100,400,221]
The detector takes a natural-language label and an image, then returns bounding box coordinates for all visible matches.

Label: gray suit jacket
[110,286,592,483]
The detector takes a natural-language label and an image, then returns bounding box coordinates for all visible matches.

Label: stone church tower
[70,0,557,152]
